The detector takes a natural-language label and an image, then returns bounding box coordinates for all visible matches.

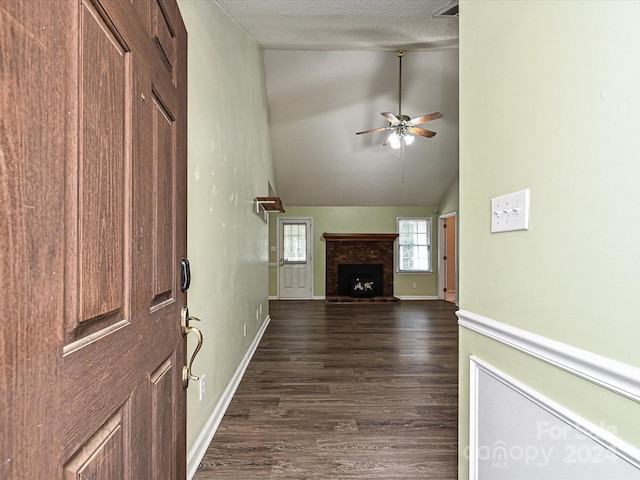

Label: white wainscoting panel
[469,356,640,480]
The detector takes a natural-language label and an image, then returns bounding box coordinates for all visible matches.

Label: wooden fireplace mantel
[323,233,398,242]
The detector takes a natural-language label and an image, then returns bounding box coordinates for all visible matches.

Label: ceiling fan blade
[356,126,391,135]
[408,127,437,138]
[380,112,400,124]
[408,112,444,125]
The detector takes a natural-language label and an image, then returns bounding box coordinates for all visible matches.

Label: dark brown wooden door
[0,0,187,478]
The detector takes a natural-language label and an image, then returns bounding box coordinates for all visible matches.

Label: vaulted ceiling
[214,0,459,206]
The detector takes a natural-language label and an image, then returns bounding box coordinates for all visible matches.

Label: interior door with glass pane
[278,218,313,298]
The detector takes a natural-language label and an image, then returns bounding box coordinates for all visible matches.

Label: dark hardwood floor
[195,300,459,479]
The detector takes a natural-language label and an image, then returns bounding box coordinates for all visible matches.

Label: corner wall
[177,0,276,466]
[438,174,458,215]
[459,1,640,478]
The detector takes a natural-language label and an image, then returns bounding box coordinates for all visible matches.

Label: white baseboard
[186,315,271,479]
[457,309,640,403]
[268,296,326,300]
[271,296,440,301]
[395,295,439,300]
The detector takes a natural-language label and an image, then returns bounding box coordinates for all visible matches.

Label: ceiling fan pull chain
[400,141,405,184]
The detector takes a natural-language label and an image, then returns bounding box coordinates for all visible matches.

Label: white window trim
[396,216,433,273]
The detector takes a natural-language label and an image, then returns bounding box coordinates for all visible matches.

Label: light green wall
[269,206,440,298]
[438,174,458,215]
[459,1,640,478]
[178,0,275,455]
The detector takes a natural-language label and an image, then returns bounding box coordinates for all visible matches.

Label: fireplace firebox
[338,264,383,298]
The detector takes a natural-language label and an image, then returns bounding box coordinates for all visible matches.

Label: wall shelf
[255,196,285,222]
[256,196,285,213]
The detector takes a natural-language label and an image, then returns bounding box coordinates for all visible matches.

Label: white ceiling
[214,0,459,206]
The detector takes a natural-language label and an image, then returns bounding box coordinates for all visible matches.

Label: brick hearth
[323,233,399,302]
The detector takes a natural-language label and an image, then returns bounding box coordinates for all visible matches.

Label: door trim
[277,217,313,299]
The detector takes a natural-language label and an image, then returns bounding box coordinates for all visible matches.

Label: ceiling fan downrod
[397,50,405,117]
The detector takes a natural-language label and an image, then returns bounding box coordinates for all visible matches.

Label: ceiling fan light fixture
[404,134,415,146]
[389,132,401,149]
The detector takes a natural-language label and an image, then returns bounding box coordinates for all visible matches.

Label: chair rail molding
[457,309,640,403]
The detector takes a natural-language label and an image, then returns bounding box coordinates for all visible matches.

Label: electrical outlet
[412,282,417,289]
[199,374,206,401]
[491,189,530,233]
[243,323,247,336]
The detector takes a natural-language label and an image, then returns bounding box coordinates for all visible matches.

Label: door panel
[283,266,308,289]
[0,0,188,477]
[283,268,293,288]
[64,408,127,478]
[150,353,178,479]
[70,0,130,340]
[153,0,175,71]
[446,217,456,296]
[440,214,457,304]
[152,92,176,305]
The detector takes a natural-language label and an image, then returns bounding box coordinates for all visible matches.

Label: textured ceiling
[214,0,459,206]
[215,0,459,51]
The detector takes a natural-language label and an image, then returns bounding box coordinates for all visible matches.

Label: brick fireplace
[323,233,399,302]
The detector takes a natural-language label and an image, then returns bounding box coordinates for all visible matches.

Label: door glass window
[283,223,307,263]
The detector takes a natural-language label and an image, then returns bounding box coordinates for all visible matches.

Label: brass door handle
[181,306,203,389]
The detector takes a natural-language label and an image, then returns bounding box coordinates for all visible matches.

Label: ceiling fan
[356,50,443,149]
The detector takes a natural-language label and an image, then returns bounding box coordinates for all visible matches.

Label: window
[283,223,307,263]
[397,217,432,272]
